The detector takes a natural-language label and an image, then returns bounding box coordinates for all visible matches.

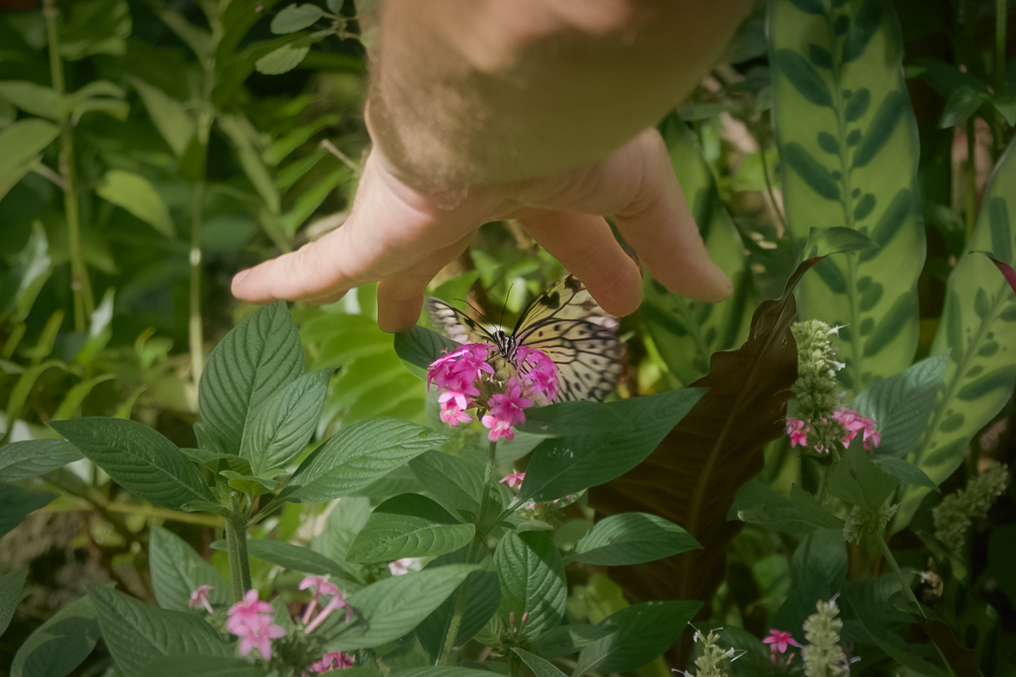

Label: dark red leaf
[978,252,1016,296]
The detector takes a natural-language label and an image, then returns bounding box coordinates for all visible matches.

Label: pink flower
[517,347,560,403]
[226,589,275,634]
[833,409,881,451]
[500,472,526,490]
[188,585,214,614]
[307,651,355,673]
[299,576,339,623]
[305,588,353,634]
[235,613,286,660]
[388,557,421,576]
[786,419,810,448]
[763,628,801,654]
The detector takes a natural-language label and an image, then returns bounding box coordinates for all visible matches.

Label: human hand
[230,128,732,333]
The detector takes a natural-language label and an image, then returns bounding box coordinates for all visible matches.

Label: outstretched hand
[230,128,732,333]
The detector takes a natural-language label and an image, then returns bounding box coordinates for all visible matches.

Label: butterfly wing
[513,274,623,402]
[425,298,488,344]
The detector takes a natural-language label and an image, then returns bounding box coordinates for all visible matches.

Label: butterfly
[426,274,623,402]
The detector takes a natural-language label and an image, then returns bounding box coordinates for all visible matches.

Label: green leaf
[129,78,194,157]
[393,326,458,375]
[527,624,616,660]
[513,649,569,677]
[216,114,280,215]
[143,656,269,677]
[196,303,305,456]
[0,81,61,119]
[415,550,501,659]
[10,594,100,677]
[872,457,938,490]
[288,419,450,502]
[0,569,26,636]
[0,484,57,538]
[10,221,53,323]
[349,493,475,563]
[897,135,1016,531]
[409,450,484,517]
[255,44,311,75]
[87,585,231,677]
[149,527,230,612]
[574,601,701,676]
[245,539,355,583]
[58,0,131,60]
[770,0,923,392]
[570,513,700,566]
[828,443,899,511]
[0,439,82,482]
[334,564,478,650]
[852,353,949,458]
[494,531,566,637]
[519,388,705,503]
[390,669,490,677]
[96,170,174,238]
[0,119,59,202]
[733,481,844,533]
[271,4,324,33]
[772,49,833,107]
[241,369,330,475]
[50,418,215,510]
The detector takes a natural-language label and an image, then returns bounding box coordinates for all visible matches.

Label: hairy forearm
[364,0,752,187]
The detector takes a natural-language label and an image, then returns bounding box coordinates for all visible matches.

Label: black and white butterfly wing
[425,298,486,345]
[513,274,623,402]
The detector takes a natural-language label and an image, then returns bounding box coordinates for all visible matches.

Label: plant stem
[997,0,1008,100]
[43,0,94,331]
[876,536,926,618]
[436,440,498,665]
[225,507,252,601]
[965,117,979,242]
[189,181,206,383]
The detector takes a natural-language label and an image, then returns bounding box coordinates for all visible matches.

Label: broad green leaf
[733,481,844,533]
[872,457,937,490]
[0,119,59,202]
[256,44,311,75]
[526,624,616,660]
[570,513,700,566]
[196,303,305,456]
[643,117,751,385]
[50,418,215,510]
[349,493,474,563]
[0,484,57,538]
[519,388,705,503]
[513,649,569,677]
[416,550,501,659]
[10,594,100,677]
[770,0,923,391]
[220,470,279,496]
[144,656,269,677]
[853,352,949,459]
[129,78,194,157]
[87,585,231,677]
[0,570,26,636]
[53,374,116,420]
[829,443,899,511]
[0,439,81,482]
[409,450,484,517]
[245,539,355,584]
[96,170,175,238]
[149,527,230,612]
[393,326,458,375]
[333,564,477,650]
[897,137,1016,530]
[494,531,566,637]
[517,400,626,437]
[270,4,324,33]
[58,0,131,60]
[574,600,701,676]
[241,369,330,475]
[0,81,61,119]
[288,419,449,502]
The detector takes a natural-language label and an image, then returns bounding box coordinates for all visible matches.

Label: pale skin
[231,0,754,332]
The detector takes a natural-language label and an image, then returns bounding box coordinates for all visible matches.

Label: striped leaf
[769,0,923,391]
[894,138,1016,530]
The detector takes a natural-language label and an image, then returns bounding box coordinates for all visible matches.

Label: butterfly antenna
[499,283,514,328]
[456,298,498,341]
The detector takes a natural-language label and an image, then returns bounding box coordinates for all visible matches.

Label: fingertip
[377,291,424,334]
[231,267,261,302]
[585,259,643,317]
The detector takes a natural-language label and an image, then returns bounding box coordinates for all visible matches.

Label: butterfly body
[427,274,623,402]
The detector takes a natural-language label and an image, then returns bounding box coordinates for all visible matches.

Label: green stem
[189,181,206,383]
[436,440,498,665]
[966,117,979,242]
[876,536,926,618]
[757,123,790,238]
[44,0,93,331]
[996,0,1008,100]
[225,509,252,601]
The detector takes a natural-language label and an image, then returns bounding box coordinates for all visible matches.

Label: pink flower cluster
[306,651,355,673]
[787,409,881,453]
[299,576,352,633]
[763,628,800,666]
[427,343,559,442]
[226,590,286,660]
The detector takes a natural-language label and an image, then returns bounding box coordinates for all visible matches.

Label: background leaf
[348,493,474,563]
[149,527,230,612]
[0,570,26,636]
[494,531,566,637]
[570,513,701,566]
[0,484,57,538]
[0,439,82,482]
[96,170,175,238]
[10,594,100,677]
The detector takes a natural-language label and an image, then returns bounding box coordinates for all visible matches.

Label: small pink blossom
[786,419,810,448]
[833,409,881,451]
[388,557,422,576]
[517,347,560,403]
[188,584,214,614]
[305,587,353,633]
[299,576,340,623]
[307,651,355,673]
[763,628,801,654]
[500,472,526,490]
[235,613,286,660]
[226,589,274,634]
